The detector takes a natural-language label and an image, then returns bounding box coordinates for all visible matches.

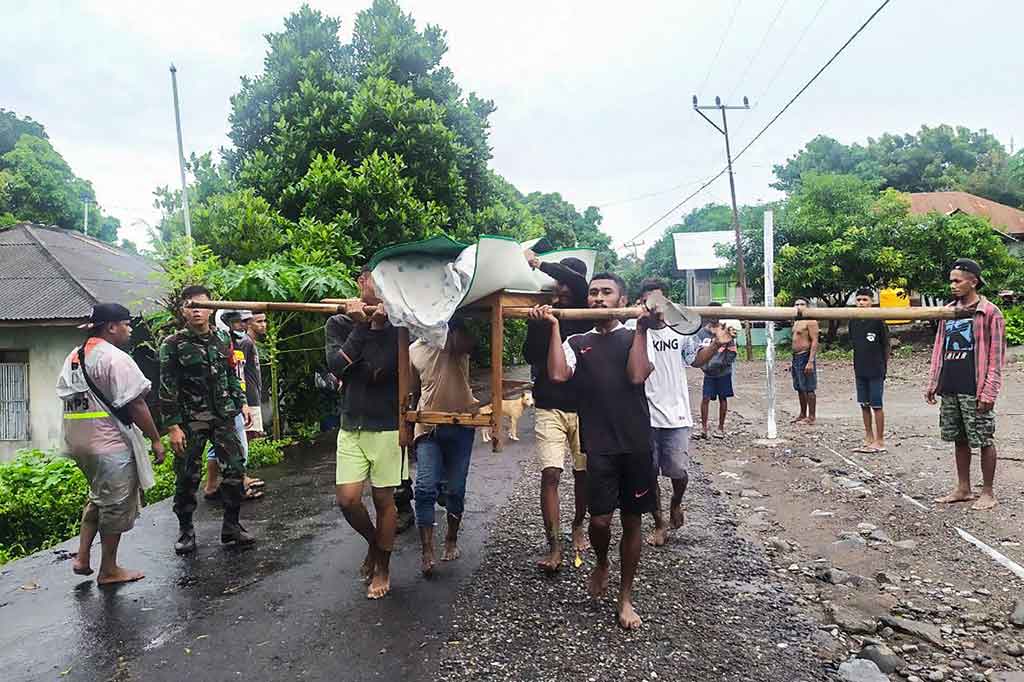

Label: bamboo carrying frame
[189,295,966,452]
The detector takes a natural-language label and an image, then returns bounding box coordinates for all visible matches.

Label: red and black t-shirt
[563,324,650,456]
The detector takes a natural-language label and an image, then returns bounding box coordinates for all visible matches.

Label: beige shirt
[409,339,478,439]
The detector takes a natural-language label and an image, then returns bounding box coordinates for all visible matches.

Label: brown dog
[480,391,534,442]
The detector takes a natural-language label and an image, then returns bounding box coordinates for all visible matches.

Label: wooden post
[397,327,413,449]
[490,295,504,452]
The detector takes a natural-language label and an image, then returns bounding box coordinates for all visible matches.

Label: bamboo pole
[502,305,967,322]
[190,299,968,322]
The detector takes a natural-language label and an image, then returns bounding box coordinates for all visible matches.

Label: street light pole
[169,63,193,265]
[694,95,754,360]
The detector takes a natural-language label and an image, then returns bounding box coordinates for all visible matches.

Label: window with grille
[0,350,29,441]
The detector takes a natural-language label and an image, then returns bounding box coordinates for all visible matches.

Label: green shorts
[939,394,995,449]
[336,429,403,488]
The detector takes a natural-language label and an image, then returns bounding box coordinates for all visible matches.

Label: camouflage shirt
[159,326,245,427]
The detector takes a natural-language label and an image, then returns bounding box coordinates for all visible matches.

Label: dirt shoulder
[694,350,1024,681]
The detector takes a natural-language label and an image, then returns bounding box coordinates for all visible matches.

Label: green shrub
[143,441,178,505]
[246,438,292,470]
[1003,306,1024,346]
[0,450,88,565]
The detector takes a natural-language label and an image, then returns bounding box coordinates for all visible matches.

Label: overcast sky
[3,1,1022,254]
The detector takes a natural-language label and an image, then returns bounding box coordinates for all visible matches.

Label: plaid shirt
[927,296,1005,404]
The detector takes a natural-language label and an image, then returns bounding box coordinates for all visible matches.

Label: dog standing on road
[480,391,534,442]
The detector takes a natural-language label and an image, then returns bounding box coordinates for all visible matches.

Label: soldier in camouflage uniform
[160,285,255,554]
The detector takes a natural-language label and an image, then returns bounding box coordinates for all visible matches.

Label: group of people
[786,258,1005,511]
[55,252,1005,629]
[57,287,269,583]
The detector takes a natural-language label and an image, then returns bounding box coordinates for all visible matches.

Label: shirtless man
[790,298,819,425]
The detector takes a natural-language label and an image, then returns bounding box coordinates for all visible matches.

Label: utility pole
[169,63,193,265]
[693,94,753,360]
[622,239,645,259]
[82,199,89,235]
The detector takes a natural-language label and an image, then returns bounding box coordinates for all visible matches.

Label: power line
[596,177,708,209]
[621,0,891,248]
[697,0,743,97]
[727,0,789,102]
[739,0,829,134]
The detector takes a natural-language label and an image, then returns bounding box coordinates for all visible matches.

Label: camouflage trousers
[173,418,246,528]
[939,394,995,449]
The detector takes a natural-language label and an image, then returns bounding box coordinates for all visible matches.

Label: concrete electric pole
[693,94,753,360]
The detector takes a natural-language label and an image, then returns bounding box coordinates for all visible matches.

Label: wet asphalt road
[0,428,534,682]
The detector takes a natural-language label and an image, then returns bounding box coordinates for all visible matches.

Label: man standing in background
[694,302,738,440]
[850,289,890,453]
[791,298,820,425]
[242,311,267,440]
[927,259,1005,511]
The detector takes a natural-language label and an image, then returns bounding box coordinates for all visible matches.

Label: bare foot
[971,492,998,511]
[359,550,374,583]
[934,489,975,504]
[97,567,144,585]
[790,416,806,424]
[72,557,93,576]
[587,562,610,598]
[421,551,435,577]
[572,524,589,552]
[804,418,816,426]
[441,541,460,562]
[367,569,391,599]
[646,526,668,547]
[618,597,642,630]
[670,504,685,529]
[537,544,563,573]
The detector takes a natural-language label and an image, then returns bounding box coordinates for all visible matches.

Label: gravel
[433,458,835,681]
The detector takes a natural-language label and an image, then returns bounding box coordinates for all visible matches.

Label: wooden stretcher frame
[397,289,552,453]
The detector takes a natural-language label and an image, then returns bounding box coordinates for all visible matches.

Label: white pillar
[764,209,777,440]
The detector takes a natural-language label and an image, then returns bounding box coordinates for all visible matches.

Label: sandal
[712,430,726,439]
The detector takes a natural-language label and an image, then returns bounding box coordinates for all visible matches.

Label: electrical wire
[697,0,743,97]
[619,0,892,248]
[727,0,789,102]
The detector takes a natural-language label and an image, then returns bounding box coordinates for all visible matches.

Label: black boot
[175,527,196,555]
[221,507,256,546]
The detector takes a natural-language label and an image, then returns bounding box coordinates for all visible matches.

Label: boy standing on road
[849,289,890,453]
[695,302,738,440]
[791,297,820,425]
[926,258,1005,511]
[161,286,254,554]
[523,251,591,571]
[325,269,402,599]
[540,272,655,630]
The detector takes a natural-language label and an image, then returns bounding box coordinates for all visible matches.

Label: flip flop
[243,487,265,501]
[851,446,874,454]
[712,431,725,439]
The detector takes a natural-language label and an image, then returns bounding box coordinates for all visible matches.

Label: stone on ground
[838,657,888,682]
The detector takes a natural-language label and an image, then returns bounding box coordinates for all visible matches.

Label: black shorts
[586,451,657,516]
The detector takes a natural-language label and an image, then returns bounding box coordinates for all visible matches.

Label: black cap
[951,258,985,288]
[78,303,132,329]
[559,257,588,279]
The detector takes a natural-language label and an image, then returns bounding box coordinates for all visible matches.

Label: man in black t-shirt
[538,272,656,631]
[849,288,890,453]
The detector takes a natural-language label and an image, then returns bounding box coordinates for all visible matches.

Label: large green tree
[0,110,118,241]
[773,125,1024,207]
[522,192,617,270]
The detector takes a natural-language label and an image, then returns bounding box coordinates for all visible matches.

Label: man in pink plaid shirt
[925,258,1006,511]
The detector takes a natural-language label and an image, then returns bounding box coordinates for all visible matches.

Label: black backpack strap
[77,345,135,427]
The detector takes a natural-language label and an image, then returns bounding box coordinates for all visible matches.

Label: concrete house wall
[0,325,81,461]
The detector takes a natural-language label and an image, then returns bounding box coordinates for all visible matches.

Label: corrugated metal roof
[0,223,163,322]
[909,192,1024,235]
[673,230,734,271]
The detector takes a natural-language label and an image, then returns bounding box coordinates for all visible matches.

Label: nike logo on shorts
[634,489,649,498]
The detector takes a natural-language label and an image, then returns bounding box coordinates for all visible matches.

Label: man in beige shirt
[410,318,478,576]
